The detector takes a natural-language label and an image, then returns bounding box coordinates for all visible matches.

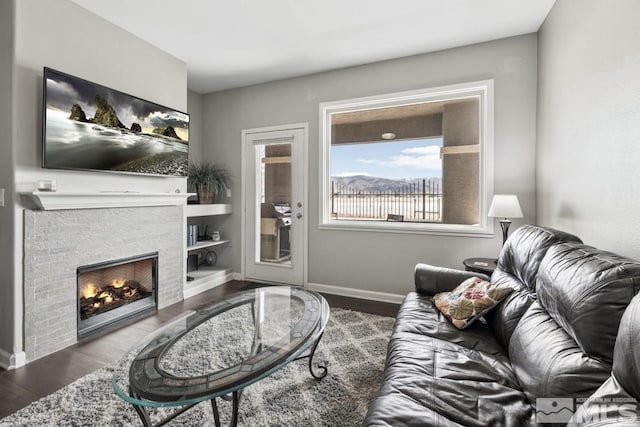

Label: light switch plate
[0,188,4,207]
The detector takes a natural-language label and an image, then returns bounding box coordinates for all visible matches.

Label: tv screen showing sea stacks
[42,67,189,177]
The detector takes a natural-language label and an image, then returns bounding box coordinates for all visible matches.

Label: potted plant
[188,161,232,204]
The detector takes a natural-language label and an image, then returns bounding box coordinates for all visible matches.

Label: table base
[127,333,327,427]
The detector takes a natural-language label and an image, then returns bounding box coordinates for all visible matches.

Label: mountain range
[331,175,441,192]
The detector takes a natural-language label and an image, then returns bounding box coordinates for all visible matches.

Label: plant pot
[197,184,215,204]
[189,162,231,204]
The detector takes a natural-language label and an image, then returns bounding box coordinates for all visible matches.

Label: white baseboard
[183,271,236,299]
[0,348,26,370]
[307,282,405,305]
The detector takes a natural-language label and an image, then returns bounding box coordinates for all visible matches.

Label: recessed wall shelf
[186,203,232,217]
[183,266,233,299]
[184,203,233,299]
[187,239,230,252]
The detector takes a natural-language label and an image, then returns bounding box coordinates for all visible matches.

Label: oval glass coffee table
[112,286,330,427]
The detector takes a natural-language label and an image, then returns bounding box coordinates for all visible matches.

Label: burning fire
[91,291,113,304]
[81,283,99,299]
[81,278,125,300]
[79,275,150,321]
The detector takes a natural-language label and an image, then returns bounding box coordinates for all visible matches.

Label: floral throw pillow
[433,277,513,329]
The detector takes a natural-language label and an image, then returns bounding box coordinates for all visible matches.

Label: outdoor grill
[260,202,291,262]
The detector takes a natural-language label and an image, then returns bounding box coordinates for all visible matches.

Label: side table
[462,257,497,275]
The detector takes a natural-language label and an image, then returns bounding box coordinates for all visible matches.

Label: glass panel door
[257,143,292,264]
[243,126,305,285]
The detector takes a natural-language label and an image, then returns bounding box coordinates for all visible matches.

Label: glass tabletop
[112,286,330,408]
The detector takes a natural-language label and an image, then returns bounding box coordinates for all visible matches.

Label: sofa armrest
[414,263,490,296]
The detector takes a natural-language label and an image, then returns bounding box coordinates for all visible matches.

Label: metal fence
[330,179,442,222]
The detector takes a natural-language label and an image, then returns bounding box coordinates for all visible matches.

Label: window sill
[318,220,494,238]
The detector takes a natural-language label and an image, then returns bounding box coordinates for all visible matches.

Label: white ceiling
[71,0,556,94]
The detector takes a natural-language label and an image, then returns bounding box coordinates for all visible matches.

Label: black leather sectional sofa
[364,225,640,426]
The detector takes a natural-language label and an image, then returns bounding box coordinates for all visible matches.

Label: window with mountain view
[320,81,494,235]
[330,137,443,222]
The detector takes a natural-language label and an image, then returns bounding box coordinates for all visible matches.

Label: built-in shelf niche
[184,203,234,299]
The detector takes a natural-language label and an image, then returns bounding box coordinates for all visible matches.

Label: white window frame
[319,80,494,237]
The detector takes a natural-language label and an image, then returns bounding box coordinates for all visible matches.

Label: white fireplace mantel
[21,191,196,210]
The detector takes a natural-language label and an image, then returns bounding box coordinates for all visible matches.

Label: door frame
[240,122,309,287]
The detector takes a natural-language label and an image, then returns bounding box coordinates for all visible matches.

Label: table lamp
[488,194,523,246]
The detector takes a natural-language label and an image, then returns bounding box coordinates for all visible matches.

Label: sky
[331,137,443,180]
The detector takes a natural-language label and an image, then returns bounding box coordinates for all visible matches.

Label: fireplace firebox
[77,252,158,339]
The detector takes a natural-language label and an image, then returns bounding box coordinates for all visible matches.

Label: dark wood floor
[0,281,399,418]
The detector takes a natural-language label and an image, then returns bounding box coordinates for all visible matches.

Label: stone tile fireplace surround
[23,205,184,362]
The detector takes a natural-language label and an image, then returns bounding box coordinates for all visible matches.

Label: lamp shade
[488,195,523,219]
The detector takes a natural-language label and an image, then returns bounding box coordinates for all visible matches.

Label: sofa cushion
[485,225,582,348]
[395,292,507,355]
[612,292,640,399]
[364,292,533,426]
[434,277,513,329]
[508,301,610,404]
[484,270,536,349]
[569,293,640,425]
[536,242,640,365]
[364,331,533,426]
[496,225,583,292]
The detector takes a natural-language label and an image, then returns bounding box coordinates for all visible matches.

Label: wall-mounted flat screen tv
[42,67,189,177]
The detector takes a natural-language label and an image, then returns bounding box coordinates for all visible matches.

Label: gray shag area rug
[0,308,394,427]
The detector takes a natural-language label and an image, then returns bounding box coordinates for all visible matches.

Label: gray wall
[537,0,640,258]
[188,90,203,162]
[202,34,538,295]
[0,0,16,363]
[2,0,188,366]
